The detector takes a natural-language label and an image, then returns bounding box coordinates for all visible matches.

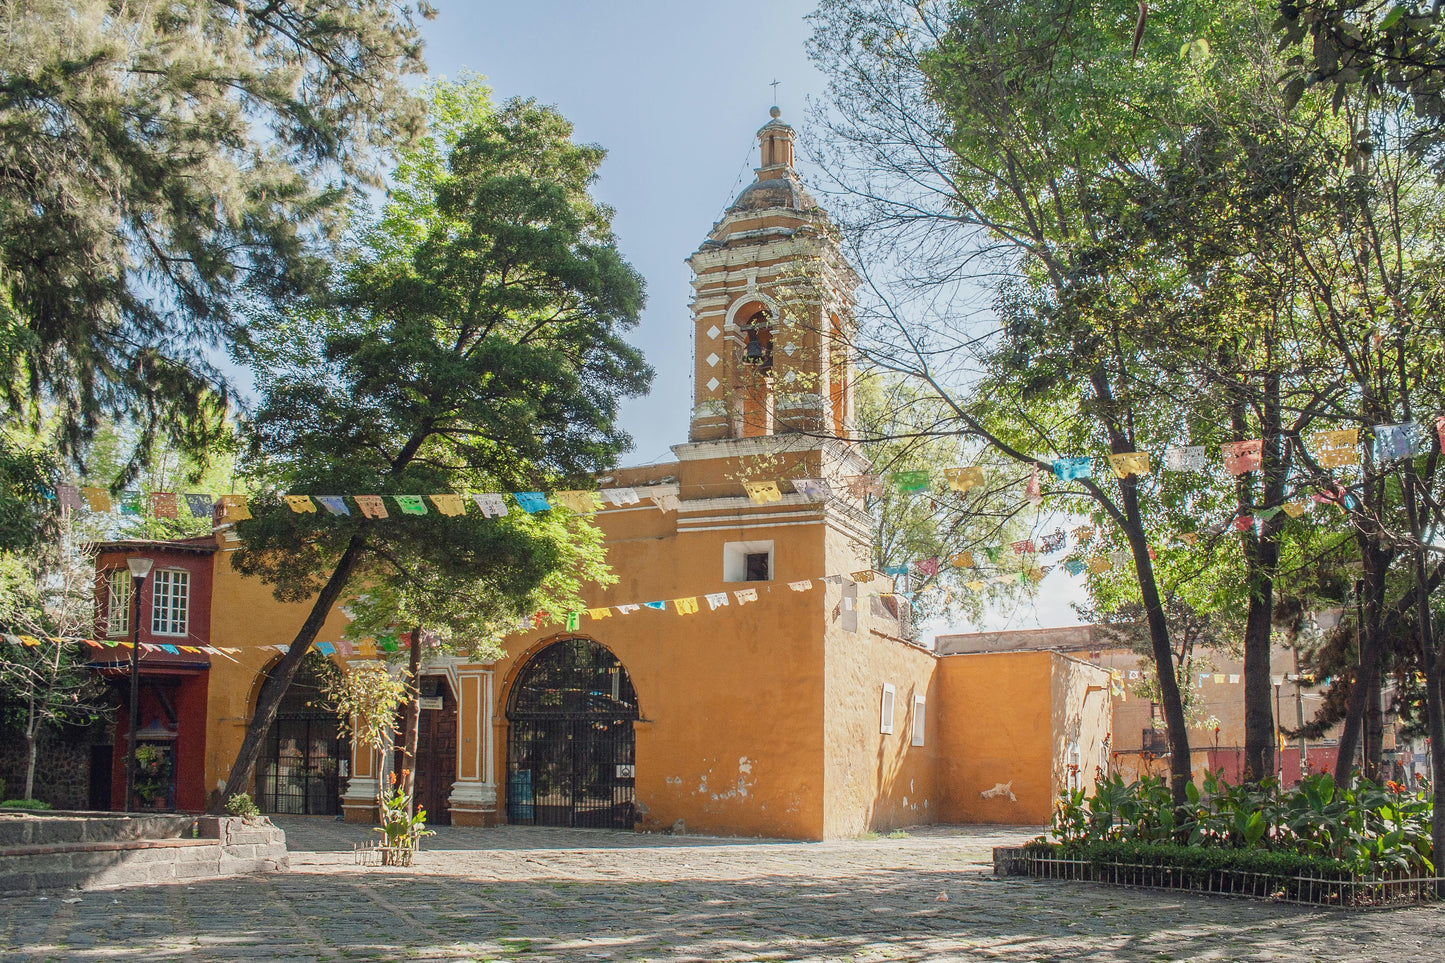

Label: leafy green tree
[214,86,653,811]
[0,0,431,470]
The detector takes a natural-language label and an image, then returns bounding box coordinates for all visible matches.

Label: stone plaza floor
[2,817,1443,961]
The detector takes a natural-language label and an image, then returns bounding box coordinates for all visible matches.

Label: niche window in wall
[880,683,896,734]
[106,569,132,637]
[151,569,189,637]
[911,695,927,747]
[723,540,773,583]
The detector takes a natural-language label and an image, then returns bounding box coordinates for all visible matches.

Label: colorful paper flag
[733,588,758,604]
[1064,558,1086,576]
[602,487,640,506]
[219,494,251,520]
[1010,539,1036,556]
[1282,501,1308,518]
[118,491,142,515]
[1222,439,1263,476]
[1228,674,1240,684]
[56,483,83,512]
[316,496,350,516]
[1051,457,1092,482]
[944,467,985,492]
[743,481,783,504]
[283,495,317,514]
[1164,445,1207,471]
[150,492,179,518]
[1233,515,1255,532]
[1039,531,1066,554]
[705,592,730,610]
[184,493,213,517]
[643,600,666,611]
[354,495,389,519]
[915,558,941,578]
[566,611,581,631]
[514,491,551,513]
[81,486,112,512]
[1026,465,1042,505]
[471,493,508,517]
[1373,422,1423,462]
[393,495,428,515]
[1312,428,1359,468]
[882,564,908,576]
[950,552,975,569]
[553,490,601,513]
[430,494,467,516]
[788,580,814,592]
[850,570,876,583]
[674,597,700,615]
[1436,415,1445,451]
[845,474,883,497]
[617,604,641,614]
[1108,452,1151,478]
[891,470,930,492]
[586,607,612,620]
[652,493,681,512]
[792,478,831,500]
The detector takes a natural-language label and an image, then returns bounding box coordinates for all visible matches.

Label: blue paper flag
[1064,558,1086,576]
[315,496,350,516]
[316,642,336,655]
[1052,456,1093,482]
[184,493,214,517]
[643,601,666,610]
[881,564,909,576]
[1373,422,1422,462]
[160,645,180,654]
[514,491,551,513]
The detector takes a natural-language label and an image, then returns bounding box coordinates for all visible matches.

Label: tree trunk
[1401,472,1445,881]
[1365,670,1384,780]
[401,626,422,815]
[1335,551,1387,781]
[1239,378,1284,784]
[211,535,367,813]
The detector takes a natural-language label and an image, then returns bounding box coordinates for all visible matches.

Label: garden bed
[1001,841,1444,908]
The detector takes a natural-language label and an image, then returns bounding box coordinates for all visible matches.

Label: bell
[744,331,765,365]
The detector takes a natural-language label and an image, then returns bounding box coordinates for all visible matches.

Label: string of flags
[1,633,241,661]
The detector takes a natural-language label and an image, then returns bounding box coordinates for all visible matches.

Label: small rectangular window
[911,695,926,747]
[106,570,132,637]
[745,552,770,582]
[151,569,190,637]
[880,683,895,734]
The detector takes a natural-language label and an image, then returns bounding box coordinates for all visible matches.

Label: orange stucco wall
[934,651,1110,825]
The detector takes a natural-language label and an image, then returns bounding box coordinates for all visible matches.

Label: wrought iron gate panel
[505,638,638,828]
[259,712,346,815]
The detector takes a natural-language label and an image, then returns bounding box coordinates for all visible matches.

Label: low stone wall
[0,813,287,896]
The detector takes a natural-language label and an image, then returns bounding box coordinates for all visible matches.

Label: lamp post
[123,556,153,813]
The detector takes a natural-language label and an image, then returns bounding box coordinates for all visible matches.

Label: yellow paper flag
[81,486,112,512]
[219,494,252,520]
[673,597,700,615]
[944,467,985,491]
[1312,428,1359,468]
[1107,452,1151,478]
[743,481,783,504]
[586,607,613,620]
[429,494,467,516]
[553,490,602,513]
[283,495,317,514]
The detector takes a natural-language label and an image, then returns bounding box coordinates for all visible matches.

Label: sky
[418,2,1084,633]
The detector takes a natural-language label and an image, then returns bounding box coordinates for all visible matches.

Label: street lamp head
[127,556,154,580]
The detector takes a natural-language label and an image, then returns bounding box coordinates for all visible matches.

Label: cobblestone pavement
[4,817,1444,961]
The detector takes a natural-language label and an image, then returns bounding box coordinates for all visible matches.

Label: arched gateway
[505,638,639,828]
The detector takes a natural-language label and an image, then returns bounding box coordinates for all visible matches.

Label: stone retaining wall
[0,814,287,895]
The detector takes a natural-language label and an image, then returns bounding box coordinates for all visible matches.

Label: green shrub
[224,792,261,819]
[0,798,52,810]
[1046,771,1434,876]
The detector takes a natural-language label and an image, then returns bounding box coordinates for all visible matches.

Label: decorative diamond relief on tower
[705,352,720,367]
[783,342,797,356]
[706,377,720,392]
[706,325,721,340]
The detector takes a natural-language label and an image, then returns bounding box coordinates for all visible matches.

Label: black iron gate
[256,653,348,816]
[258,712,347,815]
[505,638,638,828]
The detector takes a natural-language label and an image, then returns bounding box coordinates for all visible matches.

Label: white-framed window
[151,569,190,637]
[106,569,132,637]
[880,683,896,734]
[911,695,927,747]
[723,540,774,583]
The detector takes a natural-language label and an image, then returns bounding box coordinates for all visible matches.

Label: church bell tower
[686,108,858,444]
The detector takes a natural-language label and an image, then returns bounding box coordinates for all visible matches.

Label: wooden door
[414,675,457,825]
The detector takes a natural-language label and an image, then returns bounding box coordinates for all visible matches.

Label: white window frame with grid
[106,569,132,637]
[150,568,189,637]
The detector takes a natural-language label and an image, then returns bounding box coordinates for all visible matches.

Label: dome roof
[728,172,816,214]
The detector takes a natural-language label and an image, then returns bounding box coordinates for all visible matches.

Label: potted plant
[133,744,172,808]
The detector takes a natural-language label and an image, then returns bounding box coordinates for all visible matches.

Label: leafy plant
[374,772,434,866]
[225,792,261,819]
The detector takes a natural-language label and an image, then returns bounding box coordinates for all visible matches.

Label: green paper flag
[891,470,930,492]
[566,611,581,631]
